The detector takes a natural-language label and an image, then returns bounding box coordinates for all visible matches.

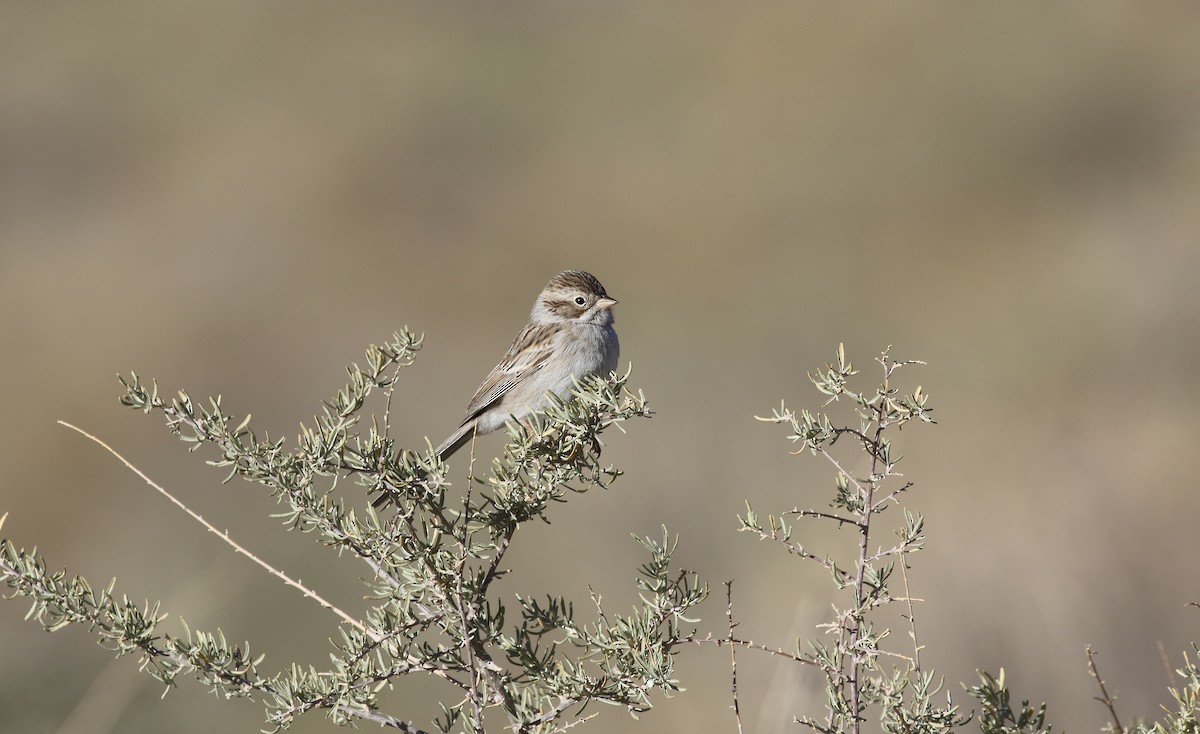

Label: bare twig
[382,360,405,437]
[548,712,599,733]
[796,716,837,734]
[782,507,863,529]
[457,431,484,731]
[338,708,432,732]
[900,562,923,670]
[740,521,840,574]
[846,366,890,734]
[1086,645,1125,734]
[521,697,582,731]
[688,634,814,664]
[817,450,868,498]
[58,421,380,642]
[870,482,914,513]
[588,586,611,628]
[277,701,433,732]
[726,581,745,734]
[479,530,513,592]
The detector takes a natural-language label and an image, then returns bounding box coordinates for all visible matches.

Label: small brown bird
[373,270,620,509]
[433,269,620,460]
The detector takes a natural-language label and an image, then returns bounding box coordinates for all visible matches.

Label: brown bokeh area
[3,4,1200,733]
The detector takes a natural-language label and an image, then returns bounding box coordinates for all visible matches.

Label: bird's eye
[574,296,587,306]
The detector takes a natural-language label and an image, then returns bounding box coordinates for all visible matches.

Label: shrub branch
[0,331,707,733]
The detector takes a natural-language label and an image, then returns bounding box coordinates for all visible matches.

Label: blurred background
[2,3,1199,733]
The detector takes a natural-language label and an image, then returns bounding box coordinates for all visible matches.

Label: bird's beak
[597,297,618,310]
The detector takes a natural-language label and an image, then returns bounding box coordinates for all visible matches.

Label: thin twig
[1086,645,1125,734]
[277,701,433,732]
[740,521,840,574]
[271,654,467,725]
[899,558,921,669]
[58,421,380,643]
[797,714,837,734]
[382,360,405,437]
[451,432,519,723]
[483,525,514,586]
[336,708,431,732]
[817,450,868,498]
[866,542,914,563]
[872,648,917,666]
[871,482,914,513]
[152,394,409,589]
[782,508,863,529]
[688,634,815,664]
[847,369,889,734]
[457,429,483,730]
[363,555,404,591]
[725,581,745,734]
[829,426,875,449]
[462,424,522,723]
[521,697,581,731]
[548,711,599,733]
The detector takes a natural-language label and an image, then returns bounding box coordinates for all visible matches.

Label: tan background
[2,3,1199,733]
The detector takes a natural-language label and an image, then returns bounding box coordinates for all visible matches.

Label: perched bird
[372,271,619,508]
[432,269,620,460]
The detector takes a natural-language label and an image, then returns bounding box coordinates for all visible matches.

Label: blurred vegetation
[2,2,1200,733]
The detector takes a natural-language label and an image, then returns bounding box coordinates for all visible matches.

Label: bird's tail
[434,422,475,460]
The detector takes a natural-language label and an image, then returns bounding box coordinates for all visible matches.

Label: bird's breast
[549,324,619,386]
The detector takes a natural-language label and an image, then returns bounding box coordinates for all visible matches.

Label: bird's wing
[458,322,558,425]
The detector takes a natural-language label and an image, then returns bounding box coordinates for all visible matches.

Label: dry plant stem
[750,348,939,734]
[521,697,583,730]
[817,452,869,498]
[549,712,599,733]
[871,482,914,513]
[900,557,921,668]
[57,421,380,643]
[1086,645,1125,734]
[784,508,862,529]
[742,517,838,573]
[688,634,814,664]
[458,429,484,731]
[480,531,512,591]
[393,509,479,690]
[382,361,404,437]
[341,709,430,732]
[150,392,410,589]
[847,376,889,734]
[454,430,518,727]
[726,581,745,734]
